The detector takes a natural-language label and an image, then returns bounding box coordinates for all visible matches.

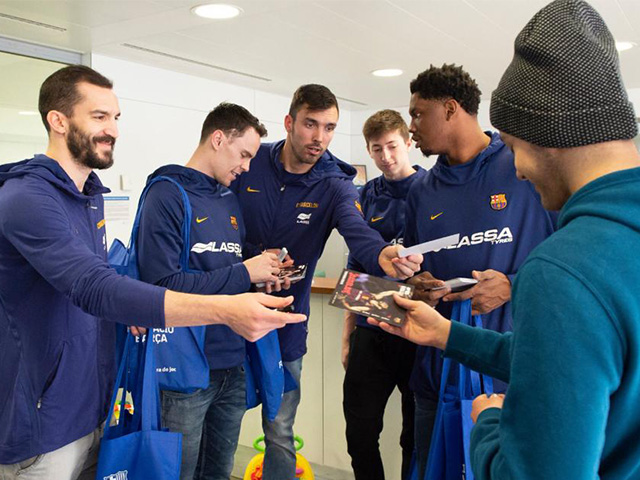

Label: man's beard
[66,123,115,170]
[290,125,323,165]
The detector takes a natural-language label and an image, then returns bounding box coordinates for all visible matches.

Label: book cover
[328,269,414,326]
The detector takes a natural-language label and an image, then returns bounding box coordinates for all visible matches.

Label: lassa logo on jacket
[104,471,128,480]
[191,241,242,257]
[296,213,312,225]
[442,227,514,250]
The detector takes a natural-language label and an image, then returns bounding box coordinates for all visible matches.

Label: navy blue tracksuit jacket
[231,140,388,361]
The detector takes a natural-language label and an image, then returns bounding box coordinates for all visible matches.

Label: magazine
[328,269,414,326]
[255,264,307,288]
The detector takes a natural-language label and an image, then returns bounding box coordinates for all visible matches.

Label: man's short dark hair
[410,64,481,115]
[288,84,339,119]
[199,103,268,143]
[39,64,113,132]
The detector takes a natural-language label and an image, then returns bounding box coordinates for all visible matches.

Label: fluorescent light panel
[191,4,242,19]
[371,68,403,77]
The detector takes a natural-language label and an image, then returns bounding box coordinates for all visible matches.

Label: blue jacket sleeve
[346,186,368,273]
[137,181,250,295]
[470,258,623,480]
[333,181,388,276]
[403,186,420,249]
[2,189,166,328]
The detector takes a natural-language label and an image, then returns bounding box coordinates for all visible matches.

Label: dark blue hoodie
[405,133,555,398]
[0,155,166,464]
[231,140,388,361]
[137,165,250,369]
[347,165,427,330]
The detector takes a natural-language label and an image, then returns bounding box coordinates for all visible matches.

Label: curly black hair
[410,64,481,115]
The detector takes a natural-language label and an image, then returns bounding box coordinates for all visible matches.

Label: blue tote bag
[424,299,494,480]
[245,332,298,421]
[109,176,209,393]
[96,333,182,479]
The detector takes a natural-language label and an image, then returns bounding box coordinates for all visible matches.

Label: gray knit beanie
[490,0,638,148]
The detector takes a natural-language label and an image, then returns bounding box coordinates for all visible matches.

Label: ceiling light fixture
[371,68,403,77]
[191,4,242,20]
[616,41,636,52]
[18,111,39,116]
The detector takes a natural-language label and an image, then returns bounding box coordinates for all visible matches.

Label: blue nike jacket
[231,140,388,361]
[347,165,427,330]
[405,133,555,398]
[0,156,166,464]
[137,165,250,369]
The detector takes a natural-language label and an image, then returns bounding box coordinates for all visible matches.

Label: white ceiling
[0,0,638,109]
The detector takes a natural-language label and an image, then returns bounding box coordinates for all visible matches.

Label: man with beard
[231,84,423,480]
[371,1,640,478]
[402,64,555,478]
[0,65,305,480]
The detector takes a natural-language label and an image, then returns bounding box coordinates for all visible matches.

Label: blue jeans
[261,357,303,480]
[414,394,438,480]
[161,365,246,480]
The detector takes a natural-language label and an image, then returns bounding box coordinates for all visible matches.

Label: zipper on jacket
[267,185,287,247]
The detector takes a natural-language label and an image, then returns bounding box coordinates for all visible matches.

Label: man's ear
[444,99,458,121]
[46,110,68,135]
[284,114,293,133]
[209,129,225,150]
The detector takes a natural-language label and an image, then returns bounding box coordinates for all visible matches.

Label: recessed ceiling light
[371,68,403,77]
[18,111,38,116]
[191,4,242,20]
[616,41,636,52]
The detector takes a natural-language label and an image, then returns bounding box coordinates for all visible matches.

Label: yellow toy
[244,435,314,480]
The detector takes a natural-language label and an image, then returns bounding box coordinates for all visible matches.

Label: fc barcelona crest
[230,216,239,230]
[490,193,507,211]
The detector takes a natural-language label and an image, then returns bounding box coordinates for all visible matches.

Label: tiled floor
[231,444,355,480]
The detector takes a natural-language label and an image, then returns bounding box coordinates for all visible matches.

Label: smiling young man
[403,64,555,477]
[371,1,640,479]
[231,85,422,480]
[136,103,289,480]
[0,66,305,480]
[341,110,426,480]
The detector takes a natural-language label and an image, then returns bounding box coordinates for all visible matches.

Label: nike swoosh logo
[246,187,260,193]
[430,212,443,220]
[196,217,208,224]
[370,216,384,223]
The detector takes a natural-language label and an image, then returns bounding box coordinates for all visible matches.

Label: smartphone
[431,277,478,293]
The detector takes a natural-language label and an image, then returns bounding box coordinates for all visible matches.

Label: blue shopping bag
[109,176,209,393]
[424,300,494,480]
[96,333,182,480]
[245,331,298,421]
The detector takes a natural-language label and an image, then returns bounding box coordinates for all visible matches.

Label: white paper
[398,233,460,257]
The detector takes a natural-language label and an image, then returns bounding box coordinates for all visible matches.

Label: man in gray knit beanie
[368,1,640,478]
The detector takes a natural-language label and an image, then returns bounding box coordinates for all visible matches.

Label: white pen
[277,247,288,263]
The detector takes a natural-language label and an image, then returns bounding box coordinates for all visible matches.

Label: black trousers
[343,326,417,480]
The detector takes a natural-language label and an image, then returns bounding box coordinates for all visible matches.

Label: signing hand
[444,269,511,315]
[408,271,450,307]
[471,393,505,423]
[367,294,451,350]
[244,251,280,284]
[266,248,294,268]
[378,245,423,280]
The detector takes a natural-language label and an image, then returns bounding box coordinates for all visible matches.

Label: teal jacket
[445,167,640,479]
